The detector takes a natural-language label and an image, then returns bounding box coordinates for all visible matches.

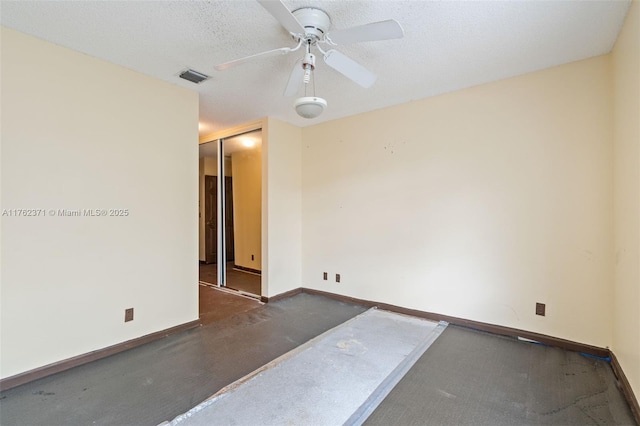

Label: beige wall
[0,27,199,379]
[302,55,614,348]
[612,0,640,399]
[263,118,302,297]
[232,147,262,270]
[202,156,232,176]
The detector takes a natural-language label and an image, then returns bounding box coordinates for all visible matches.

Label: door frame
[216,138,225,285]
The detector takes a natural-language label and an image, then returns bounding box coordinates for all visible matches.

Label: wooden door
[224,176,235,261]
[204,175,217,264]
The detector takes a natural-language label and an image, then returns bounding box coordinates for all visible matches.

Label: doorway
[198,130,262,299]
[204,175,235,264]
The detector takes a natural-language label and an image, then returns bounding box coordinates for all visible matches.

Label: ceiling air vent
[179,69,210,84]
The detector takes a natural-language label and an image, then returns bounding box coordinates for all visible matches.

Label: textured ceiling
[1,0,631,136]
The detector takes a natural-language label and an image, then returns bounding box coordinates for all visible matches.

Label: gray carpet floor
[0,293,367,426]
[365,325,636,426]
[167,309,441,426]
[1,295,636,426]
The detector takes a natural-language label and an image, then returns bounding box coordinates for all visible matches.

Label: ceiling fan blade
[214,47,292,71]
[326,20,404,45]
[323,50,377,88]
[284,59,304,97]
[257,0,305,36]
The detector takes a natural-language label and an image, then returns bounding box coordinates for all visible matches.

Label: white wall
[612,0,640,399]
[264,118,302,297]
[302,56,614,348]
[0,27,199,379]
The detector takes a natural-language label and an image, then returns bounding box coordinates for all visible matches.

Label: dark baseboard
[0,319,201,392]
[610,351,640,424]
[300,288,611,357]
[233,264,261,275]
[261,287,303,303]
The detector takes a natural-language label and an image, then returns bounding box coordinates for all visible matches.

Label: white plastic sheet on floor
[163,308,447,426]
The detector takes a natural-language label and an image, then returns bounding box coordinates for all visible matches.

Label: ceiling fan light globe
[294,96,327,119]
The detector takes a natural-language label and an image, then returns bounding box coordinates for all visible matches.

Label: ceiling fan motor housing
[292,8,331,42]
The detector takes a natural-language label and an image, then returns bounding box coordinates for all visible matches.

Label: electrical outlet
[125,308,134,322]
[323,272,328,280]
[535,303,545,316]
[336,274,341,283]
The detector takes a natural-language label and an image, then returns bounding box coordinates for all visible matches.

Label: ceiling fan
[214,0,404,117]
